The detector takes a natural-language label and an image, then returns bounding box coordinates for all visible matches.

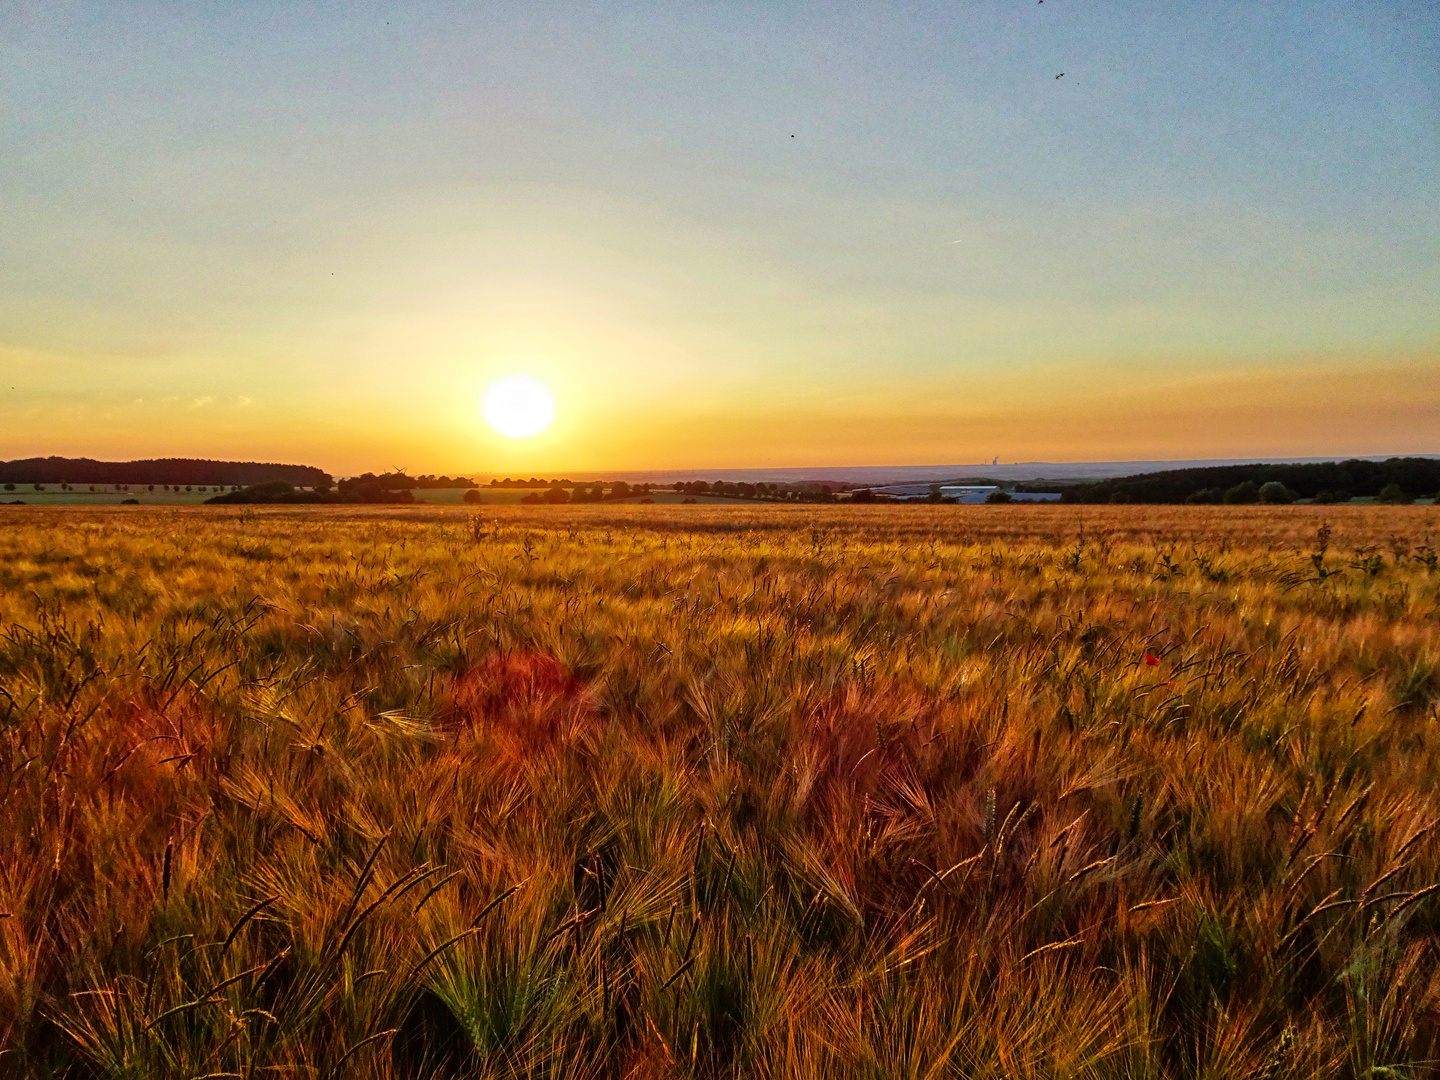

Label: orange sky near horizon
[5,341,1435,476]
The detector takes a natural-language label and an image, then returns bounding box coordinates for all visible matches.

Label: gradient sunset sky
[2,1,1437,474]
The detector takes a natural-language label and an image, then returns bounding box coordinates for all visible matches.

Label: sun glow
[483,376,555,439]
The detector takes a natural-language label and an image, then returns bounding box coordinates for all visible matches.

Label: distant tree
[1108,491,1130,504]
[1311,490,1341,504]
[2,483,11,491]
[543,487,569,504]
[986,490,1013,504]
[33,484,43,491]
[120,498,139,505]
[1258,481,1297,504]
[1223,481,1260,505]
[1377,483,1413,505]
[463,488,482,504]
[851,488,877,504]
[1185,488,1221,504]
[609,481,632,500]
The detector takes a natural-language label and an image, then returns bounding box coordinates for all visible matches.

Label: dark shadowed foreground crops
[2,504,1439,1078]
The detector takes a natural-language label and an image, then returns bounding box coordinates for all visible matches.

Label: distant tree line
[208,482,333,505]
[672,480,837,502]
[207,476,417,505]
[2,481,241,494]
[491,479,850,505]
[1060,458,1440,505]
[407,474,477,488]
[519,481,654,504]
[331,471,475,492]
[0,456,329,487]
[489,477,574,488]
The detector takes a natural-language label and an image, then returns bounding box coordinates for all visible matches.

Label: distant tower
[992,456,999,466]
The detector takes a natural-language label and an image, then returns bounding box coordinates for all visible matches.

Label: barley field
[2,504,1439,1079]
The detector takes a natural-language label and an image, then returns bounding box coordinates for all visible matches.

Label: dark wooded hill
[0,457,330,487]
[1060,457,1440,504]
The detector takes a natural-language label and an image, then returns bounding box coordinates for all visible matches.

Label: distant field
[1,485,229,505]
[2,504,1438,1077]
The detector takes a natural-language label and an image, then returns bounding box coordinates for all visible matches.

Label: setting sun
[482,376,555,439]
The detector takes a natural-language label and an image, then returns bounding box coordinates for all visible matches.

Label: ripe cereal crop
[2,503,1439,1078]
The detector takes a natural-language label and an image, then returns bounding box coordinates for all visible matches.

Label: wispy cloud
[188,395,216,409]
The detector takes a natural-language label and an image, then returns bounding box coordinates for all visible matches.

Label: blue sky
[2,1,1436,470]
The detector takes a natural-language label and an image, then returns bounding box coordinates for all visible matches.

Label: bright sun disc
[483,376,555,438]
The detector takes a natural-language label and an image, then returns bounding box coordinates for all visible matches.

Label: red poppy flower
[1144,654,1160,666]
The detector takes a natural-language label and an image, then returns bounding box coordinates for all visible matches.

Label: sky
[1,0,1437,474]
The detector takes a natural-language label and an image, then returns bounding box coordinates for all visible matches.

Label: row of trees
[3,482,240,493]
[495,479,844,502]
[407,474,477,489]
[517,481,655,504]
[672,480,790,499]
[489,477,574,488]
[677,481,851,503]
[207,480,416,505]
[498,479,850,505]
